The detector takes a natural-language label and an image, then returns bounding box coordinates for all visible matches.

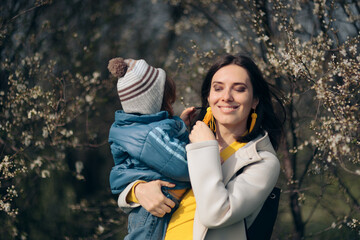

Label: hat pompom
[108,58,128,78]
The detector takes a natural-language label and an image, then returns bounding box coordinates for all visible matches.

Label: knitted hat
[108,57,166,114]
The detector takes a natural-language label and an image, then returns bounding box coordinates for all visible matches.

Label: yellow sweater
[127,141,246,239]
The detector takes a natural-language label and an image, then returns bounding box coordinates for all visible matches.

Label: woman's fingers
[147,192,174,217]
[155,180,176,212]
[189,121,216,143]
[157,180,176,188]
[164,196,176,209]
[134,180,176,217]
[180,107,196,126]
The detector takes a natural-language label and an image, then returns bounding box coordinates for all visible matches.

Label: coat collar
[222,131,275,184]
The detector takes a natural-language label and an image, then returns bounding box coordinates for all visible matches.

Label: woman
[118,54,284,239]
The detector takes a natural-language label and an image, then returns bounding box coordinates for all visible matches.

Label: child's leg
[125,192,180,240]
[125,206,167,240]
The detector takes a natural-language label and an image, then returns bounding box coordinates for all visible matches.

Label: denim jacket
[109,110,191,194]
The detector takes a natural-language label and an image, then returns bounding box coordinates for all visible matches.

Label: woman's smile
[217,105,239,113]
[207,64,259,134]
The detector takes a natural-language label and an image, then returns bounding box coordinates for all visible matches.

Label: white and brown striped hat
[109,58,166,114]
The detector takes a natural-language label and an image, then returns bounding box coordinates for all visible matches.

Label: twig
[10,2,50,22]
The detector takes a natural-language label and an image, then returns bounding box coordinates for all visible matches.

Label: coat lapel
[221,132,271,185]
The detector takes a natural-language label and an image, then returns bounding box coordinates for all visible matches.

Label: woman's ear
[252,97,259,109]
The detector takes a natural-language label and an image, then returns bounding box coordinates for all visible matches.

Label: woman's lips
[218,105,239,113]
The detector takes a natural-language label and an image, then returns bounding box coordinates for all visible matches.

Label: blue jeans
[125,190,181,240]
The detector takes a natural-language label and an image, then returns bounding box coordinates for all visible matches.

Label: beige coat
[118,132,280,240]
[187,132,280,240]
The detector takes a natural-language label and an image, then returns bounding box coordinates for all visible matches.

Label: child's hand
[189,121,216,143]
[180,107,197,126]
[134,180,176,217]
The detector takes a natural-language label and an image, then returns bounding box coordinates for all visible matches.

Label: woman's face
[207,64,259,134]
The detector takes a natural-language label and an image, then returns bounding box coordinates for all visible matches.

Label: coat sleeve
[117,181,141,214]
[186,140,280,228]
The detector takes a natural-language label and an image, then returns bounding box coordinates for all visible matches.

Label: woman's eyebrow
[233,83,248,88]
[212,81,224,85]
[212,81,247,87]
[211,81,248,89]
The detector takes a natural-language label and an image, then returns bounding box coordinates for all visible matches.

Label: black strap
[245,187,281,240]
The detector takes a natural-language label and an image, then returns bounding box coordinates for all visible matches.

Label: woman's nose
[222,89,233,101]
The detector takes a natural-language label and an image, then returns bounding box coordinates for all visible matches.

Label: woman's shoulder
[249,131,276,155]
[239,132,279,168]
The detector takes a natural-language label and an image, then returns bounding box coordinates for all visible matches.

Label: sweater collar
[222,131,275,184]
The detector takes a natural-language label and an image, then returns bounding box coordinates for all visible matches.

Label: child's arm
[140,118,190,181]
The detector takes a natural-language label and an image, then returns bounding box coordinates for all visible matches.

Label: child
[107,58,190,240]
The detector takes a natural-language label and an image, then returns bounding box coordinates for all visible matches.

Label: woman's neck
[216,124,246,150]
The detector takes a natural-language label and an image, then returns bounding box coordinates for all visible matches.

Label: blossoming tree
[163,0,359,239]
[0,0,359,239]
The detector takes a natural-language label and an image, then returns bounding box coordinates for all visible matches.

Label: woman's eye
[235,87,246,92]
[213,86,222,91]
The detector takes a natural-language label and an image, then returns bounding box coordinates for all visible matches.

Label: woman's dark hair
[198,54,285,150]
[160,75,176,117]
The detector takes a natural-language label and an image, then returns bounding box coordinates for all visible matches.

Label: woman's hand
[180,107,197,127]
[134,180,176,217]
[189,121,216,143]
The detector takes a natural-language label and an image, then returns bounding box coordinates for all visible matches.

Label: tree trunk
[282,93,305,239]
[282,141,305,240]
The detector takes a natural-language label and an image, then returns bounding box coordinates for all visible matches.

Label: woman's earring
[202,107,216,132]
[249,109,257,133]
